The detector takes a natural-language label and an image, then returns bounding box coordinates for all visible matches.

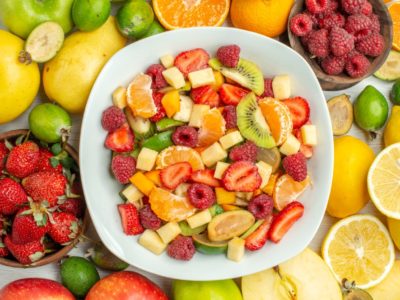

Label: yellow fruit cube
[136,147,158,171]
[256,161,273,189]
[121,184,144,204]
[214,162,230,179]
[144,170,161,186]
[112,86,127,109]
[156,222,181,244]
[201,142,227,167]
[272,74,291,99]
[301,124,318,146]
[138,229,167,255]
[279,134,301,156]
[212,71,224,91]
[174,183,190,197]
[215,187,236,204]
[130,172,155,196]
[219,130,244,150]
[162,67,185,89]
[189,104,210,128]
[187,209,212,228]
[262,173,280,196]
[188,68,215,88]
[227,237,245,262]
[221,204,241,211]
[161,90,180,118]
[160,54,174,68]
[173,95,193,122]
[236,192,253,200]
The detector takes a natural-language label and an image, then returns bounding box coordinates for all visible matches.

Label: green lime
[60,256,100,298]
[88,242,129,271]
[142,20,165,38]
[155,118,184,131]
[390,80,400,105]
[116,0,154,39]
[141,130,173,151]
[72,0,111,32]
[29,103,72,143]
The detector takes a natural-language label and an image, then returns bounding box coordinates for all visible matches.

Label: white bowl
[80,27,333,280]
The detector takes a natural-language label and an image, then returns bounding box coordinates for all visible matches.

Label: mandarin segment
[273,174,310,210]
[197,108,226,147]
[156,145,205,170]
[127,73,157,118]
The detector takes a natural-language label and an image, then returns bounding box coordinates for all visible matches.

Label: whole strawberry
[5,141,40,178]
[49,212,80,245]
[0,178,28,215]
[282,152,308,182]
[0,142,9,172]
[0,236,9,257]
[4,235,44,265]
[36,148,63,173]
[58,198,85,217]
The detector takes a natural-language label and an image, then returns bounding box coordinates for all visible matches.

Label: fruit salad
[101,45,317,262]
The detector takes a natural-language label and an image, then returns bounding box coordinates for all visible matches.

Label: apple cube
[201,142,227,167]
[214,162,230,179]
[272,75,291,99]
[174,183,190,197]
[162,67,185,89]
[173,95,193,122]
[121,184,144,204]
[256,161,273,189]
[215,187,236,204]
[161,90,180,118]
[136,147,158,171]
[189,104,210,128]
[160,54,174,68]
[187,209,212,229]
[219,130,244,150]
[188,68,216,88]
[156,222,181,244]
[279,134,301,156]
[236,192,253,200]
[227,237,245,262]
[112,86,127,109]
[301,124,317,146]
[138,229,167,255]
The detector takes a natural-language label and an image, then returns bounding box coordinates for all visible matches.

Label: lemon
[327,136,375,218]
[387,218,400,250]
[368,143,400,219]
[383,106,400,147]
[322,215,395,289]
[367,261,400,299]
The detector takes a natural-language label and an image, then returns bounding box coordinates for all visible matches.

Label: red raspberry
[145,64,168,90]
[149,92,166,122]
[262,78,274,98]
[305,0,330,14]
[139,204,162,230]
[304,11,319,29]
[282,152,308,182]
[341,0,366,14]
[222,105,237,129]
[307,29,330,58]
[301,31,313,51]
[361,1,372,16]
[345,53,370,78]
[216,44,240,68]
[370,14,381,33]
[330,27,354,57]
[111,155,136,184]
[229,141,258,162]
[318,13,345,30]
[0,142,8,173]
[325,0,339,13]
[101,106,126,132]
[187,183,215,209]
[167,235,195,261]
[290,14,313,37]
[248,194,274,219]
[321,55,346,75]
[356,33,385,57]
[172,126,198,148]
[345,14,372,41]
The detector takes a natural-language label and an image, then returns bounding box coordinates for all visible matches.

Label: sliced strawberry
[118,203,143,235]
[160,162,192,190]
[191,85,220,108]
[222,161,262,192]
[190,169,220,187]
[245,215,273,251]
[294,126,313,159]
[105,123,134,153]
[149,92,166,122]
[282,97,310,129]
[269,201,304,243]
[174,48,210,77]
[219,83,249,105]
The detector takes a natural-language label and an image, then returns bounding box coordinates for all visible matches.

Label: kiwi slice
[237,93,276,148]
[327,94,353,136]
[209,58,264,96]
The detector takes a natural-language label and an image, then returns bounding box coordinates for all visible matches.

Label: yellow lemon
[367,261,400,300]
[327,136,375,218]
[383,106,400,147]
[387,218,400,250]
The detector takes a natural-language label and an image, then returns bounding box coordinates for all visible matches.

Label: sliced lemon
[367,143,400,219]
[322,215,395,289]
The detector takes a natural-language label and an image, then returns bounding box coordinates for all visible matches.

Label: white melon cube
[138,229,167,255]
[160,54,174,68]
[189,104,210,128]
[236,192,253,200]
[112,86,127,109]
[175,183,190,197]
[201,142,227,167]
[219,131,244,150]
[272,75,291,99]
[173,95,193,122]
[156,222,181,244]
[256,161,273,189]
[301,124,317,146]
[214,162,230,179]
[121,184,144,204]
[137,147,158,171]
[227,237,245,262]
[188,68,215,88]
[162,67,185,89]
[187,209,212,229]
[279,134,301,156]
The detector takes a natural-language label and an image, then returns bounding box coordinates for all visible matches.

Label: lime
[72,0,111,32]
[390,80,400,105]
[29,103,71,143]
[142,20,165,38]
[60,256,100,298]
[116,0,154,39]
[141,130,173,151]
[88,242,129,271]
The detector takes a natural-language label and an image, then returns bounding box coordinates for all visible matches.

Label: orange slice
[149,187,196,222]
[127,73,157,118]
[273,174,310,210]
[156,146,205,170]
[153,0,230,30]
[198,108,226,147]
[389,2,400,51]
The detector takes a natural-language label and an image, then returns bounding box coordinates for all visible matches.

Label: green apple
[0,0,74,39]
[173,279,243,300]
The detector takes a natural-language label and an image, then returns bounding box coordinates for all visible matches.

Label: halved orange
[127,73,157,118]
[198,108,226,147]
[389,2,400,51]
[152,0,230,30]
[156,145,205,170]
[273,174,310,210]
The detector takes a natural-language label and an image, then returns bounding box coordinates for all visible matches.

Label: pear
[367,260,400,300]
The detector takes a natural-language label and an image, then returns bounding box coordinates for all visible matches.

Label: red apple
[85,271,168,300]
[0,278,75,300]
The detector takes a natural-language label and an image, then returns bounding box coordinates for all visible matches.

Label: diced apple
[214,162,230,179]
[236,192,253,201]
[187,209,212,228]
[227,237,245,262]
[162,67,185,89]
[272,75,291,99]
[173,95,193,122]
[125,109,151,134]
[160,54,174,68]
[188,68,215,88]
[256,161,273,189]
[215,187,236,204]
[279,134,301,156]
[219,130,244,150]
[189,104,210,128]
[138,229,167,255]
[121,184,144,204]
[201,142,227,167]
[112,86,127,109]
[136,147,158,171]
[156,222,181,244]
[162,90,180,118]
[174,183,190,197]
[301,124,317,146]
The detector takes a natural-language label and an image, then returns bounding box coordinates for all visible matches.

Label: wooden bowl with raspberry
[0,129,89,268]
[288,0,392,90]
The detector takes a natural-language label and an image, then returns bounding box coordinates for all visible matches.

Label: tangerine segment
[197,108,226,147]
[259,97,293,146]
[156,146,205,170]
[389,3,400,51]
[149,187,196,222]
[153,0,230,30]
[273,174,310,210]
[127,73,157,118]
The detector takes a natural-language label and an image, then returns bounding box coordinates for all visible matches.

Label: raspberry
[111,155,136,184]
[216,44,240,68]
[356,33,385,57]
[307,29,330,58]
[172,126,198,148]
[321,55,346,75]
[167,235,195,261]
[229,141,258,162]
[330,27,354,57]
[187,183,215,209]
[345,53,370,78]
[360,1,372,16]
[262,78,274,98]
[345,14,372,41]
[101,106,126,132]
[318,13,345,30]
[290,14,313,37]
[370,14,381,33]
[304,11,319,29]
[305,0,330,14]
[248,194,274,219]
[282,152,308,182]
[145,64,168,90]
[325,0,339,13]
[149,92,166,122]
[222,105,237,129]
[301,32,313,50]
[139,204,162,230]
[341,0,366,14]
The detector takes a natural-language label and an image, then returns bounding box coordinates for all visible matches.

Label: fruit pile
[0,136,84,265]
[290,0,385,78]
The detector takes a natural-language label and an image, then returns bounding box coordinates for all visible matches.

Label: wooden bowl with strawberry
[287,0,392,90]
[0,129,88,268]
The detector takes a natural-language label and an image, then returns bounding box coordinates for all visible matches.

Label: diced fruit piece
[125,109,151,136]
[222,161,262,192]
[130,172,155,196]
[161,90,180,118]
[263,172,280,196]
[245,215,273,251]
[174,183,190,197]
[178,221,207,236]
[121,184,144,204]
[189,104,210,128]
[149,91,167,122]
[273,174,310,210]
[240,219,264,239]
[272,75,291,99]
[144,170,161,187]
[300,124,317,146]
[283,97,310,129]
[136,147,158,171]
[105,123,134,153]
[214,162,230,179]
[174,48,210,77]
[160,162,192,190]
[118,203,144,235]
[127,73,157,118]
[236,192,253,201]
[215,187,236,205]
[294,127,314,159]
[156,146,204,170]
[188,68,215,88]
[219,130,244,150]
[156,222,181,244]
[159,81,192,93]
[269,201,304,243]
[256,161,272,188]
[191,85,220,108]
[190,169,220,187]
[145,64,168,90]
[138,229,167,255]
[257,147,281,173]
[327,94,353,136]
[279,134,301,156]
[228,237,245,262]
[219,83,249,105]
[162,67,186,89]
[156,118,185,131]
[209,204,224,216]
[198,108,226,147]
[173,95,193,122]
[193,232,228,255]
[187,209,212,229]
[142,130,173,152]
[160,54,174,68]
[200,142,228,167]
[222,204,241,211]
[212,71,225,91]
[112,86,127,109]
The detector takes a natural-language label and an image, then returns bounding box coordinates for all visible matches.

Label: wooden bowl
[288,0,393,91]
[0,129,89,268]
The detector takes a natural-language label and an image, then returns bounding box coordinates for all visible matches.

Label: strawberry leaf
[51,143,62,155]
[50,157,60,168]
[15,135,25,146]
[4,139,13,151]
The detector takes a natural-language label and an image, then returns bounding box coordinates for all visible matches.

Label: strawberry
[269,201,304,243]
[160,162,192,190]
[118,203,143,235]
[190,169,220,187]
[4,235,44,265]
[282,97,310,129]
[0,237,9,257]
[105,123,134,153]
[5,141,40,178]
[149,92,166,122]
[0,214,7,235]
[174,48,210,77]
[35,148,63,173]
[0,141,9,172]
[191,85,220,108]
[245,215,273,251]
[222,161,262,192]
[294,124,313,159]
[22,171,67,207]
[0,178,28,215]
[49,212,80,245]
[58,198,85,217]
[219,83,249,105]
